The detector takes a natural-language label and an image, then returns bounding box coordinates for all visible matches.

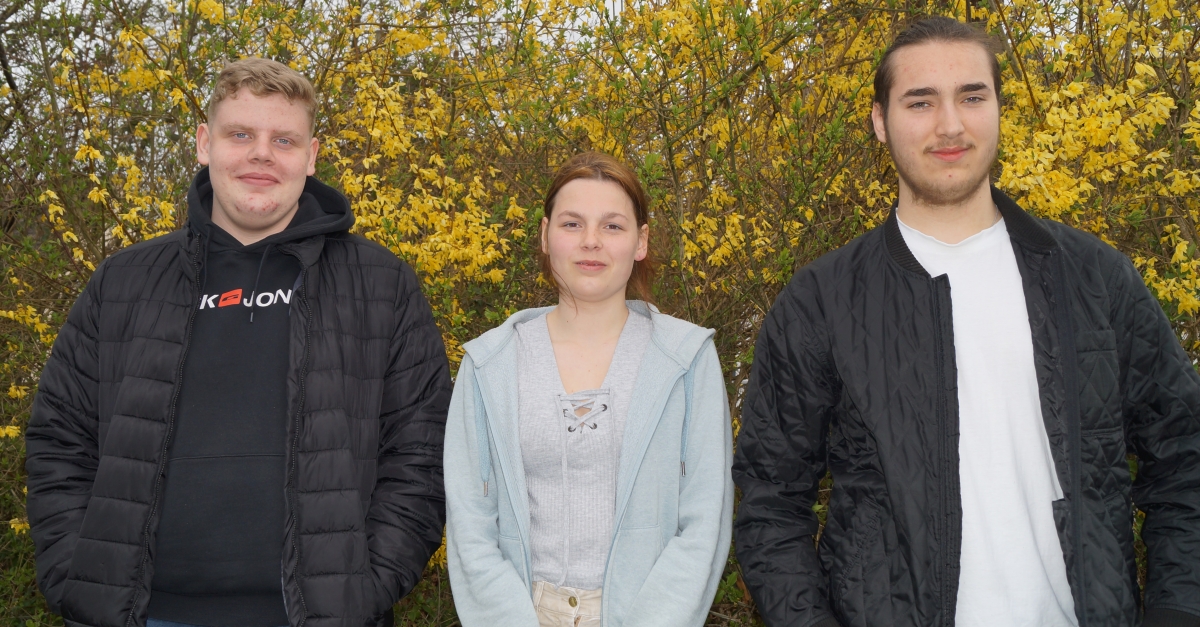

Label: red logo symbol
[218,289,243,307]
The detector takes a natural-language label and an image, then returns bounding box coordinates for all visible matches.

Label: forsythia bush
[0,0,1195,623]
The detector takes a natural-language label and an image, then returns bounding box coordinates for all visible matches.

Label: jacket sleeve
[24,267,104,613]
[444,355,540,627]
[1110,256,1200,626]
[364,264,453,617]
[732,280,842,627]
[622,339,734,627]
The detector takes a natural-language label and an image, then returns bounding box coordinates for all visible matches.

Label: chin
[560,284,620,304]
[909,173,989,206]
[234,199,284,217]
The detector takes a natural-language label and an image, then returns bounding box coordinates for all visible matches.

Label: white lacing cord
[558,391,607,432]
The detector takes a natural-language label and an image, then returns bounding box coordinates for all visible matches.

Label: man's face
[871,41,1000,207]
[196,91,317,243]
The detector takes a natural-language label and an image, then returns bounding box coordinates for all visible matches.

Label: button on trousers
[532,581,602,627]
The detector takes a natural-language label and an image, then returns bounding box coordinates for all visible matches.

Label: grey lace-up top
[516,307,652,590]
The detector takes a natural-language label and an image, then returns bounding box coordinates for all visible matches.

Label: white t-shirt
[898,215,1078,627]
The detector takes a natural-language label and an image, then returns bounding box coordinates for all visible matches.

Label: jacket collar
[463,300,712,369]
[884,185,1058,276]
[182,166,355,270]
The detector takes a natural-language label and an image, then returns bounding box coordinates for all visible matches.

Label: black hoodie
[148,168,355,626]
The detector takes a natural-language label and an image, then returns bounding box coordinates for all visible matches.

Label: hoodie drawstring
[249,244,271,323]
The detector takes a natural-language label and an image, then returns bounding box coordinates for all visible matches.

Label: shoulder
[96,229,189,270]
[1039,219,1127,261]
[464,306,554,366]
[636,303,716,369]
[317,234,428,305]
[1037,218,1138,286]
[789,227,883,292]
[321,233,412,272]
[770,226,886,326]
[80,230,190,304]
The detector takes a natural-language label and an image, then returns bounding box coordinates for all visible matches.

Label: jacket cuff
[1145,608,1200,627]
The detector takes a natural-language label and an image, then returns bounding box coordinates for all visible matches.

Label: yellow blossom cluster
[0,0,1196,614]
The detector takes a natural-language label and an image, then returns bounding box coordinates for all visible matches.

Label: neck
[210,200,299,246]
[895,180,999,245]
[546,292,629,344]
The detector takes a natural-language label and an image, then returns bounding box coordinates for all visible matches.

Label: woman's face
[541,178,648,306]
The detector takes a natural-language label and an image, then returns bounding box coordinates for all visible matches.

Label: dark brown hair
[873,17,1004,118]
[540,152,655,302]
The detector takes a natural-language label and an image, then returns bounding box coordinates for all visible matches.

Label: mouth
[928,146,971,162]
[575,260,607,271]
[238,172,280,186]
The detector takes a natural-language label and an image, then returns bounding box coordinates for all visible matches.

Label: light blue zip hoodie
[445,302,734,627]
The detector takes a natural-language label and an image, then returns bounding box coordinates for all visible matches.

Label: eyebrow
[900,82,991,99]
[558,210,630,221]
[219,122,305,137]
[901,86,939,99]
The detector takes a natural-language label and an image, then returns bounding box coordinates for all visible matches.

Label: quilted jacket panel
[733,187,1200,627]
[26,174,452,627]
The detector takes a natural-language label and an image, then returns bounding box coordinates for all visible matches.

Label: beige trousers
[532,581,602,627]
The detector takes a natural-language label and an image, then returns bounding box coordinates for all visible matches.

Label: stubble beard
[886,131,997,209]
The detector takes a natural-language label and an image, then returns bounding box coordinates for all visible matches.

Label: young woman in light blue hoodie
[444,152,733,627]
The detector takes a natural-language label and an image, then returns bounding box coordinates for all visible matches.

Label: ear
[540,216,550,255]
[871,102,888,144]
[196,123,211,165]
[306,136,319,176]
[634,222,649,262]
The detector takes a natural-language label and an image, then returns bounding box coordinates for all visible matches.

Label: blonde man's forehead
[206,57,317,131]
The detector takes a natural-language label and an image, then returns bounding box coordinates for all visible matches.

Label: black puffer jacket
[733,188,1200,627]
[25,169,452,627]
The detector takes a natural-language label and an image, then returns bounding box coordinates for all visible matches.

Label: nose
[936,101,966,139]
[581,224,602,250]
[248,135,274,162]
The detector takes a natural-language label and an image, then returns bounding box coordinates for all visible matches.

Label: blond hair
[206,57,317,132]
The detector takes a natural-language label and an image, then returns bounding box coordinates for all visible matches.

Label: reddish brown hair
[540,152,655,302]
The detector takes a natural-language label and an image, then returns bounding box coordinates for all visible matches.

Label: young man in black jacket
[25,58,452,627]
[733,17,1200,627]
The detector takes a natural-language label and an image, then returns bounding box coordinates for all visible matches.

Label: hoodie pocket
[602,525,662,627]
[498,534,527,585]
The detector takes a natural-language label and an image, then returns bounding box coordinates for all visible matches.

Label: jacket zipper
[124,232,205,627]
[599,367,687,626]
[1050,249,1087,626]
[931,277,956,627]
[284,260,312,625]
[469,369,535,583]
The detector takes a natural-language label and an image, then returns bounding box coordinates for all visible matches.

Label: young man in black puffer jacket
[25,58,451,627]
[733,17,1200,627]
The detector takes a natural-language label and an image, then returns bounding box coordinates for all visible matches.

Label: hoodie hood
[186,166,355,252]
[464,301,715,371]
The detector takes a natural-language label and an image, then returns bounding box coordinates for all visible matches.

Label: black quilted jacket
[733,188,1200,627]
[25,170,452,627]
